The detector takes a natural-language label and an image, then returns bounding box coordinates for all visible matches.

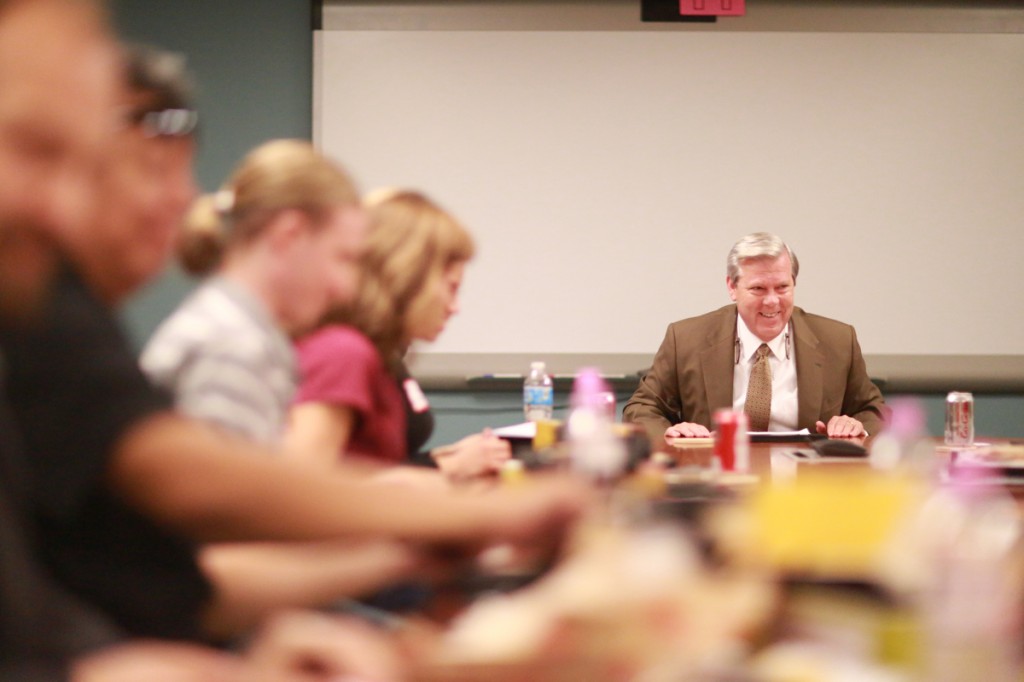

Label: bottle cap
[887,397,925,438]
[531,361,546,372]
[571,367,610,410]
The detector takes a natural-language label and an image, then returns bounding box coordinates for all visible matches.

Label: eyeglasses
[128,107,198,138]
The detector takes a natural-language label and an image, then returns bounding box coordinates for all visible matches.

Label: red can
[714,409,749,472]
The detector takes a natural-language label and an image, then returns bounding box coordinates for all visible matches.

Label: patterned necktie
[744,343,772,431]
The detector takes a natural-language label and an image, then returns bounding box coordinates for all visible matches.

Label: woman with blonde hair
[142,138,366,445]
[140,143,453,636]
[288,189,510,481]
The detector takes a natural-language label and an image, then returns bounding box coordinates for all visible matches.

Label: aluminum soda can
[944,391,974,447]
[714,409,749,472]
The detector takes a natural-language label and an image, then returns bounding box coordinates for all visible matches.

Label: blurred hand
[245,610,406,682]
[665,422,711,440]
[815,415,867,438]
[73,641,246,682]
[483,474,594,552]
[433,429,511,483]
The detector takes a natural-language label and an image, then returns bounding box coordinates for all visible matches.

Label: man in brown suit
[623,233,885,441]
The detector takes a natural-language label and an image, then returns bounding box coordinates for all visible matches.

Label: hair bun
[212,188,235,215]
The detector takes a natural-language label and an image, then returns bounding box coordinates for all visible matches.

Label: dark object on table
[653,480,738,568]
[810,439,869,458]
[749,432,828,443]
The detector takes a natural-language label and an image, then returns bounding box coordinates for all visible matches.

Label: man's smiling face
[727,252,795,343]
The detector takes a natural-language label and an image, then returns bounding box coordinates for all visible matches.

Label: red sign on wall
[680,0,746,16]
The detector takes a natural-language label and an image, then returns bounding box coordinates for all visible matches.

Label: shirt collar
[736,314,789,362]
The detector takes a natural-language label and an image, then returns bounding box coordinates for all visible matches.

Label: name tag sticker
[403,378,430,413]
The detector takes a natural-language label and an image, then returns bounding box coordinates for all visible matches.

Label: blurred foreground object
[418,508,777,680]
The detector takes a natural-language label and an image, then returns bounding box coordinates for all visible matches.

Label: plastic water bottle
[522,361,553,422]
[567,367,626,481]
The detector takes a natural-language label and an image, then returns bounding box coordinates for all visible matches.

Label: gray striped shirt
[140,277,296,447]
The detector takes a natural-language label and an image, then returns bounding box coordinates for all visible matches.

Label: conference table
[664,433,1024,496]
[667,434,869,475]
[410,432,1024,681]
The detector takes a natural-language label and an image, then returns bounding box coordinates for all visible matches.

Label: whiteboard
[315,29,1024,357]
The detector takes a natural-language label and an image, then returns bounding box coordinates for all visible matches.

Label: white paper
[491,421,537,439]
[747,429,810,438]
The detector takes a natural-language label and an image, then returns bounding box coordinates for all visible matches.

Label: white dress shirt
[732,317,798,431]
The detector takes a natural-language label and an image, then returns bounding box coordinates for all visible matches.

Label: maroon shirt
[294,325,407,464]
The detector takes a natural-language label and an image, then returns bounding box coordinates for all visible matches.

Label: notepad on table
[492,422,536,439]
[670,437,714,448]
[748,429,815,442]
[672,428,815,447]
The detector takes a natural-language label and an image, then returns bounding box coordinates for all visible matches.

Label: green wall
[112,0,314,348]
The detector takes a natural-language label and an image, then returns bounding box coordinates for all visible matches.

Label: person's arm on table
[199,540,423,640]
[815,415,867,438]
[665,422,712,439]
[107,412,589,547]
[287,401,508,488]
[429,428,511,483]
[71,642,246,682]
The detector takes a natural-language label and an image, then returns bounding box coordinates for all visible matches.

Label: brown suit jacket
[622,305,886,435]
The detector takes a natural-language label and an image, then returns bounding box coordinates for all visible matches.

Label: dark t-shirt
[0,357,122,680]
[0,263,212,641]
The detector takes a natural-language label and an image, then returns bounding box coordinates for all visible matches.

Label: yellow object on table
[670,437,715,448]
[746,468,922,579]
[532,418,562,451]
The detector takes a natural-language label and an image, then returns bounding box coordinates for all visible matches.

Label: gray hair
[726,232,799,285]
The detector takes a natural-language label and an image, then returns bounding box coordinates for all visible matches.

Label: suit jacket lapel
[700,307,736,420]
[793,308,824,429]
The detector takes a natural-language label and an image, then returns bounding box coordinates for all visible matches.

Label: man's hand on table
[665,416,868,440]
[816,415,867,439]
[664,422,712,441]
